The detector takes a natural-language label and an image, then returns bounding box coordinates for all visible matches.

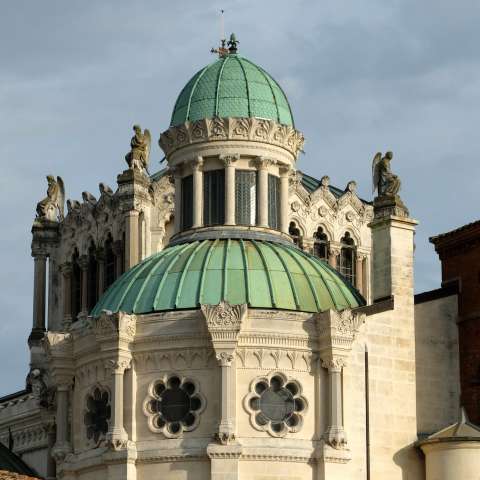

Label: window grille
[313,227,328,261]
[235,170,256,225]
[339,232,356,284]
[268,174,280,230]
[203,170,225,225]
[181,175,193,230]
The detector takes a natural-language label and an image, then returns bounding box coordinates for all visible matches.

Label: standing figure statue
[36,175,65,221]
[372,151,401,197]
[125,124,151,172]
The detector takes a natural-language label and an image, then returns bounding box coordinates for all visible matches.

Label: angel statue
[372,151,401,197]
[125,124,151,172]
[36,175,65,221]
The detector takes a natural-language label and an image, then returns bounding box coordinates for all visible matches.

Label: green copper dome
[91,240,364,316]
[170,54,294,127]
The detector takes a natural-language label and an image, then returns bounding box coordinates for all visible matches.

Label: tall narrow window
[289,222,302,248]
[339,232,356,285]
[268,174,280,230]
[71,249,81,321]
[313,227,328,261]
[182,175,193,230]
[87,242,98,311]
[235,170,256,225]
[104,234,115,290]
[204,170,225,225]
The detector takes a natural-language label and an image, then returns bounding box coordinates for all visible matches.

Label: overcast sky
[1,0,479,396]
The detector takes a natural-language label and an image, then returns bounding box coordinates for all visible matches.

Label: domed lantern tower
[41,36,367,480]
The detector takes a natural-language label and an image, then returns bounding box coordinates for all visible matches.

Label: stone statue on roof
[125,124,151,172]
[372,151,401,197]
[36,175,65,221]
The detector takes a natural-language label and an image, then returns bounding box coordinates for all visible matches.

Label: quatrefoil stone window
[244,372,307,437]
[143,375,205,438]
[84,386,111,444]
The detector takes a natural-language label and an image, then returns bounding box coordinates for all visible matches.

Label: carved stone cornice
[94,311,136,343]
[159,117,304,159]
[316,309,365,366]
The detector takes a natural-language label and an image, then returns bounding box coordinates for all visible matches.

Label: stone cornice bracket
[201,301,247,351]
[159,117,305,159]
[94,310,136,344]
[219,153,240,166]
[316,309,366,364]
[315,309,365,454]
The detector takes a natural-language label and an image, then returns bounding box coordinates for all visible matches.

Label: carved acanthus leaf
[94,311,136,341]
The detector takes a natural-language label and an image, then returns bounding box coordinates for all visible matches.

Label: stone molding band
[159,117,305,159]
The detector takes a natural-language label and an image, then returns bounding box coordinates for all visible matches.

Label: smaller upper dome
[170,52,294,128]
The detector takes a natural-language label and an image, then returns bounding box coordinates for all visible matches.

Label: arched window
[235,170,256,226]
[339,232,356,284]
[87,241,98,311]
[104,234,115,290]
[289,222,302,248]
[204,170,225,226]
[313,227,328,261]
[71,249,81,321]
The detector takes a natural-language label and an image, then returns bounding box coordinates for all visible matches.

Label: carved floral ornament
[201,301,247,332]
[94,311,136,341]
[159,117,305,159]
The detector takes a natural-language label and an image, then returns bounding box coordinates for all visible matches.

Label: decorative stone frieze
[159,117,305,159]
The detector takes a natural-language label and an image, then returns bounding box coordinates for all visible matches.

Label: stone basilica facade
[1,37,479,480]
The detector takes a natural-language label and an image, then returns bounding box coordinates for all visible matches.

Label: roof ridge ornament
[211,32,238,58]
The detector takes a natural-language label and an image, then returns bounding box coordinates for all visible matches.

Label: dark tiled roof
[430,219,480,245]
[0,444,39,478]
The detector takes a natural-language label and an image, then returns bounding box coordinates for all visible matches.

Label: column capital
[77,255,89,270]
[279,164,291,176]
[219,153,239,166]
[356,251,368,262]
[321,357,346,373]
[216,352,235,367]
[329,242,342,256]
[59,262,72,275]
[32,249,48,259]
[104,358,132,375]
[190,155,204,170]
[112,239,123,256]
[170,165,183,177]
[253,156,275,170]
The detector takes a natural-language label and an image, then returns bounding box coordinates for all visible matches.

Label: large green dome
[170,54,294,127]
[92,240,364,316]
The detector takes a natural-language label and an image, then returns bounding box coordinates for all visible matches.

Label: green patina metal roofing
[92,239,364,316]
[170,54,294,127]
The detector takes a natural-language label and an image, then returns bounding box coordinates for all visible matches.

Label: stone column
[105,358,131,450]
[51,378,73,463]
[78,255,89,318]
[216,352,235,443]
[173,167,182,234]
[31,252,47,338]
[328,243,341,269]
[60,263,72,329]
[322,358,347,448]
[220,154,239,226]
[279,166,290,234]
[255,157,270,228]
[46,424,56,480]
[191,156,204,228]
[113,240,123,278]
[355,253,365,295]
[96,248,105,298]
[125,210,140,270]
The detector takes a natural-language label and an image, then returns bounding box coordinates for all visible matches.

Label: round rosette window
[244,372,307,437]
[84,386,111,445]
[143,375,205,438]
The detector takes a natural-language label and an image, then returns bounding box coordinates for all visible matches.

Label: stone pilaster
[191,156,204,228]
[94,311,136,451]
[328,243,341,269]
[202,301,247,480]
[31,251,48,342]
[316,309,365,462]
[125,210,140,270]
[355,252,367,296]
[220,154,239,226]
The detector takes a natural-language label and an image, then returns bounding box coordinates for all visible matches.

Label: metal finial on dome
[228,33,239,53]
